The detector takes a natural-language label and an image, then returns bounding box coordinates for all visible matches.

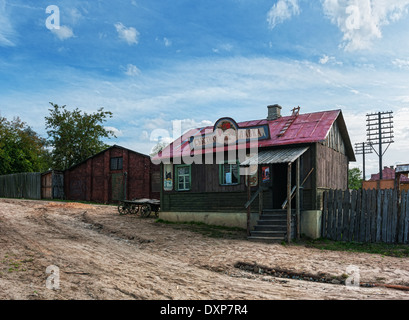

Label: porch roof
[240,146,309,166]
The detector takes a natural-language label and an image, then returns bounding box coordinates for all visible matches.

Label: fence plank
[359,189,367,242]
[331,190,338,240]
[382,190,389,243]
[349,190,357,242]
[365,190,372,242]
[327,190,333,239]
[404,191,409,244]
[354,190,362,242]
[391,189,398,243]
[322,191,328,238]
[398,191,406,244]
[376,189,382,243]
[369,189,376,242]
[336,190,343,241]
[387,190,393,243]
[342,189,350,241]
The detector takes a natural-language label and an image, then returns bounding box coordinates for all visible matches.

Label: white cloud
[124,64,141,76]
[392,58,409,69]
[51,25,74,41]
[267,0,300,29]
[0,0,15,46]
[163,37,172,47]
[322,0,409,51]
[115,22,139,45]
[319,54,343,66]
[105,126,123,137]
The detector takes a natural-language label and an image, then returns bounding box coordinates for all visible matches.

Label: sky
[1,0,409,178]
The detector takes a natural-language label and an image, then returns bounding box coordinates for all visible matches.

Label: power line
[355,142,373,181]
[366,111,394,180]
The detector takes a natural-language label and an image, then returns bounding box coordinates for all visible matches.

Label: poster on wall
[262,166,270,183]
[245,166,258,187]
[164,164,173,191]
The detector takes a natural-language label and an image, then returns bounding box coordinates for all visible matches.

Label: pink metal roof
[154,109,354,161]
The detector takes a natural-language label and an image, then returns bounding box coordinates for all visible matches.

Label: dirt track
[0,198,408,300]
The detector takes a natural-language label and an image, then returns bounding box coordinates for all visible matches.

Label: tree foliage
[0,116,51,175]
[45,103,115,170]
[348,167,363,190]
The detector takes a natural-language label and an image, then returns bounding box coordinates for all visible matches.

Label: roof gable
[156,109,356,161]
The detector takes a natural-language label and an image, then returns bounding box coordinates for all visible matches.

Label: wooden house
[64,145,160,203]
[153,105,356,241]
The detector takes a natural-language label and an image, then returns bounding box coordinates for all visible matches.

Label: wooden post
[259,187,263,218]
[296,158,300,240]
[247,178,251,236]
[287,162,292,243]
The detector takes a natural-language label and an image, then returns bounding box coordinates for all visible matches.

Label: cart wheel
[118,204,128,215]
[140,204,151,217]
[153,207,160,218]
[129,204,139,215]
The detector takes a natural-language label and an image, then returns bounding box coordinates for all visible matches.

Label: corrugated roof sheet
[154,109,355,162]
[396,164,409,174]
[240,147,309,166]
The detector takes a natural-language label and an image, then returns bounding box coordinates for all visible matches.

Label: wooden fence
[322,189,409,244]
[0,173,42,200]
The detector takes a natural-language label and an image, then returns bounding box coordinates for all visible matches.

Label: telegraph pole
[366,111,394,181]
[355,142,373,181]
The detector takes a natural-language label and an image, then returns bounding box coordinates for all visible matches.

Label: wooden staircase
[248,209,295,242]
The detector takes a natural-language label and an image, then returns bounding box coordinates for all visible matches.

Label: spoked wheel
[140,204,152,218]
[118,204,128,215]
[128,204,140,215]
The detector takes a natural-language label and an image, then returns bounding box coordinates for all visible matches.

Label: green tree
[348,167,363,190]
[45,103,116,170]
[0,116,51,175]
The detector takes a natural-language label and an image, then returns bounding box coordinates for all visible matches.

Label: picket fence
[322,189,409,244]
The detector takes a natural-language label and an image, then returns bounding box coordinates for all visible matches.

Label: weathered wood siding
[0,173,41,199]
[41,171,64,200]
[64,146,159,203]
[322,189,409,244]
[316,143,348,190]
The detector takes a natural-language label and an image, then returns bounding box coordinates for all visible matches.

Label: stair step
[257,220,287,226]
[250,231,286,238]
[247,236,285,242]
[262,209,287,213]
[259,214,287,220]
[254,225,287,232]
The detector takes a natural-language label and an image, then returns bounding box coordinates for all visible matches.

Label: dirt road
[0,198,408,300]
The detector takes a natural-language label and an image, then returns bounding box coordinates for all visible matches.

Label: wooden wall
[64,146,159,203]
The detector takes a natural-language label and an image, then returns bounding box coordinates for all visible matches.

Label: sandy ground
[0,198,408,300]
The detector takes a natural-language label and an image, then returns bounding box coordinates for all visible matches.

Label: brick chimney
[267,104,282,121]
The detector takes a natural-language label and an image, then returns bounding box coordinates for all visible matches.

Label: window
[110,157,123,170]
[220,162,240,185]
[176,165,191,191]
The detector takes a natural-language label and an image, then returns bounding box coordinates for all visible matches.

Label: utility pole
[366,111,394,183]
[355,142,373,181]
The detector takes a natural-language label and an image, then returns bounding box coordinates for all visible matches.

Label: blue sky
[1,0,409,177]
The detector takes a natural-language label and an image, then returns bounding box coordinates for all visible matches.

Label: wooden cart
[117,198,160,218]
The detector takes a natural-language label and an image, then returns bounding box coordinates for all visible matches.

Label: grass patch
[303,238,409,258]
[155,219,247,239]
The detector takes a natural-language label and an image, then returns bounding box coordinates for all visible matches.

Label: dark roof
[155,109,355,161]
[65,145,150,171]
